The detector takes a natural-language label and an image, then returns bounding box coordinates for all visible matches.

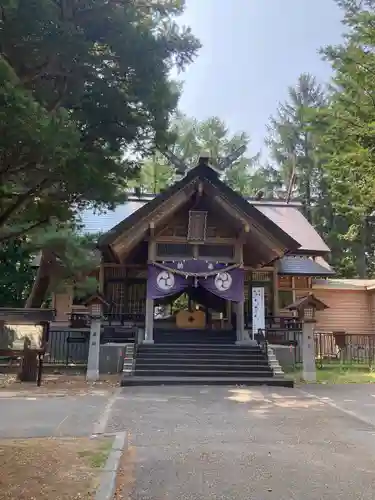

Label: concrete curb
[95,431,128,500]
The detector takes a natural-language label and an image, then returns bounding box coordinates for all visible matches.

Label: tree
[136,153,178,194]
[266,73,328,223]
[0,0,200,240]
[0,239,35,307]
[25,223,102,308]
[136,114,262,195]
[317,0,375,276]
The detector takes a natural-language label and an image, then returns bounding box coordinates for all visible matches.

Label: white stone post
[86,302,102,381]
[302,320,316,382]
[144,298,154,344]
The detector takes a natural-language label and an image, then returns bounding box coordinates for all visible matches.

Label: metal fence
[46,326,137,366]
[266,329,375,368]
[46,330,90,365]
[265,329,302,366]
[314,332,375,368]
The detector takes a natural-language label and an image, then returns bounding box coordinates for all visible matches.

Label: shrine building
[51,155,336,384]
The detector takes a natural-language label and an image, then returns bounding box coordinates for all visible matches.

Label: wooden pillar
[235,301,245,343]
[144,298,154,343]
[292,276,297,318]
[273,266,279,316]
[226,300,231,328]
[144,232,155,344]
[99,263,104,294]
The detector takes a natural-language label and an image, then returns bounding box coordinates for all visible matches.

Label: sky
[176,0,344,157]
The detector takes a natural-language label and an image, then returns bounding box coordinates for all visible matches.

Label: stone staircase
[121,329,293,387]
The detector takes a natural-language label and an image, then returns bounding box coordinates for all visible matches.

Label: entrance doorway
[153,286,235,332]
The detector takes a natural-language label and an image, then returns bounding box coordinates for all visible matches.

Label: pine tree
[266,73,328,223]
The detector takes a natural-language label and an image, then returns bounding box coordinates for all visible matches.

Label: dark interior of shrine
[154,285,235,331]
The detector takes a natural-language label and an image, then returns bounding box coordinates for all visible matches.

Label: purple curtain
[199,267,244,302]
[147,264,190,299]
[147,261,245,302]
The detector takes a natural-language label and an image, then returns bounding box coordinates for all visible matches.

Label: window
[294,276,309,288]
[252,271,273,282]
[156,243,193,258]
[279,290,294,309]
[278,276,293,288]
[198,245,234,259]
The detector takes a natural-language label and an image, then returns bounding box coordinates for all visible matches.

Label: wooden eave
[98,165,301,262]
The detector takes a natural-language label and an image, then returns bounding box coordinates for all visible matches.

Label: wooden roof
[285,293,329,312]
[98,164,301,264]
[0,308,55,324]
[85,190,330,257]
[255,204,330,255]
[278,256,334,276]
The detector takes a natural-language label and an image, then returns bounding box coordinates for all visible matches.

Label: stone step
[153,333,237,344]
[153,341,237,345]
[136,354,266,362]
[134,369,274,377]
[138,344,261,352]
[136,361,271,370]
[121,376,293,387]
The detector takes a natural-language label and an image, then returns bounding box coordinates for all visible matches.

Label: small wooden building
[52,160,335,342]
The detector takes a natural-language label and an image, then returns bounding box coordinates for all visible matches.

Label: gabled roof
[81,186,329,257]
[313,278,375,291]
[278,256,334,276]
[97,164,300,252]
[255,204,329,254]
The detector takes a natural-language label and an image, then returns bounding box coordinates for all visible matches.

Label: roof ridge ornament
[159,144,247,177]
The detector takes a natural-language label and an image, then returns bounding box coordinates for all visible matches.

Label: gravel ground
[0,394,110,438]
[107,385,375,500]
[301,384,375,426]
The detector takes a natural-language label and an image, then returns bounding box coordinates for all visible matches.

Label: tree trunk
[25,251,51,308]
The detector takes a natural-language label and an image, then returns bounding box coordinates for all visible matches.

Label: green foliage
[135,153,178,194]
[25,223,102,307]
[266,73,328,221]
[135,113,262,195]
[0,239,35,307]
[0,0,200,239]
[264,71,361,277]
[316,0,375,276]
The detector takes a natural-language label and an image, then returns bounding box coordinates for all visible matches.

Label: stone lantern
[286,293,329,382]
[84,293,108,381]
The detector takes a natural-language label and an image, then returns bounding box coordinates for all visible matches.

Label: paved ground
[301,384,375,427]
[108,385,375,499]
[0,393,112,438]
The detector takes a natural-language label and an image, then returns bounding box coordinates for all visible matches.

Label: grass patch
[0,436,113,499]
[285,363,375,384]
[78,439,113,468]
